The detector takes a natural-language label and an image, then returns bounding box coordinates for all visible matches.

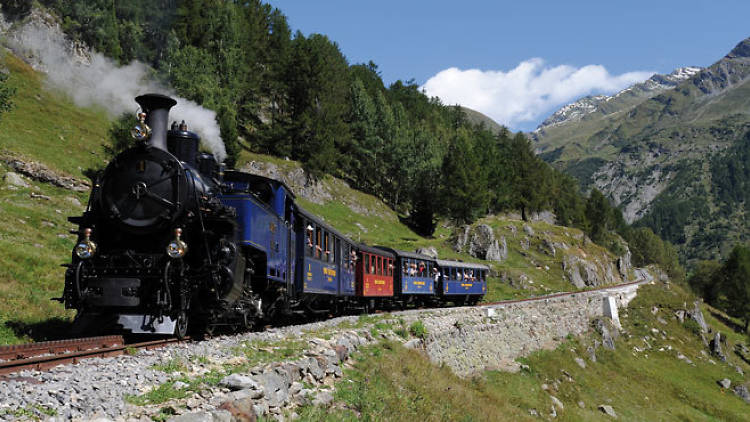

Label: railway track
[0,335,188,377]
[0,274,652,377]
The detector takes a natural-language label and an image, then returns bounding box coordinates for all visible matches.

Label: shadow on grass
[4,317,75,342]
[708,309,746,335]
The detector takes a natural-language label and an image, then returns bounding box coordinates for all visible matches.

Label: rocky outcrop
[415,246,438,259]
[562,254,620,288]
[1,155,89,192]
[454,224,507,262]
[241,161,332,205]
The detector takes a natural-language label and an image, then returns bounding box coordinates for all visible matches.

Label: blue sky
[266,0,750,131]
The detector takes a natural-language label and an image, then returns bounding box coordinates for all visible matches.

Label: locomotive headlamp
[131,111,151,141]
[75,228,97,259]
[166,228,188,259]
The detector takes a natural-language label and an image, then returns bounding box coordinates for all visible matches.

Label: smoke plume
[4,17,226,162]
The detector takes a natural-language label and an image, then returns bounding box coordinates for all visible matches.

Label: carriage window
[387,259,392,276]
[305,223,314,257]
[315,227,322,259]
[376,256,382,275]
[402,261,408,275]
[365,254,370,274]
[324,232,330,260]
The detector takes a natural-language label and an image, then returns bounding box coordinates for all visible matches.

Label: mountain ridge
[532,36,750,262]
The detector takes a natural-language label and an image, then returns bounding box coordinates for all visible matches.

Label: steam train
[59,94,488,338]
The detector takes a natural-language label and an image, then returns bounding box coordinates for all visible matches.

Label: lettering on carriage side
[374,279,385,285]
[414,281,425,286]
[461,283,472,287]
[307,263,312,281]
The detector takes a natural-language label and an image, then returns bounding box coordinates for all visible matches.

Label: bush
[409,320,427,339]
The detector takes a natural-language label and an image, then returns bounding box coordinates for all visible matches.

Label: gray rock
[542,238,556,257]
[593,319,616,350]
[687,301,708,333]
[598,404,617,418]
[674,310,686,323]
[617,246,632,278]
[718,378,731,389]
[219,374,258,391]
[733,384,750,403]
[209,410,232,422]
[306,357,325,381]
[520,236,530,251]
[404,339,423,349]
[487,235,508,262]
[550,395,564,410]
[453,225,471,252]
[523,224,534,236]
[574,357,586,369]
[577,401,585,409]
[4,171,29,188]
[312,390,334,407]
[173,381,189,389]
[257,371,289,407]
[710,332,727,362]
[415,246,438,259]
[467,224,498,260]
[168,412,214,422]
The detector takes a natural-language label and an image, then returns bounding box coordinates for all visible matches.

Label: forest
[1,0,681,276]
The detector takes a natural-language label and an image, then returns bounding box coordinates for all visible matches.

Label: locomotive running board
[117,314,176,335]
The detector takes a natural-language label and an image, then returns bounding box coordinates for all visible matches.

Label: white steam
[5,19,226,162]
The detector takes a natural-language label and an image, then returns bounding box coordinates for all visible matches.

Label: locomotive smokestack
[135,94,177,152]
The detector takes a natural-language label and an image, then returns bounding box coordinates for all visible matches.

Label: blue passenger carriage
[376,248,437,302]
[436,260,489,305]
[295,208,357,312]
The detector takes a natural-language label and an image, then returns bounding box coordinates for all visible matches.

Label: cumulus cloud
[421,58,655,130]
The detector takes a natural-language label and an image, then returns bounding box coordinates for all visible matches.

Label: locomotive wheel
[175,311,188,339]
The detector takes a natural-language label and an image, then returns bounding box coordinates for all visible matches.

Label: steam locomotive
[60,94,488,338]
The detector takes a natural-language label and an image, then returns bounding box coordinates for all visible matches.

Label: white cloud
[421,58,655,130]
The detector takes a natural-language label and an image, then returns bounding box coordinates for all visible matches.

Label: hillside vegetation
[299,281,750,421]
[533,38,750,263]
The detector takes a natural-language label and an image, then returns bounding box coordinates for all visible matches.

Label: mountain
[533,37,750,262]
[460,106,505,134]
[532,67,702,137]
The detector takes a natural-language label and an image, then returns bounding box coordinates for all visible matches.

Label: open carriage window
[315,227,322,259]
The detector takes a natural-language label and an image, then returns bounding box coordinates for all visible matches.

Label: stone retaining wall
[395,279,646,377]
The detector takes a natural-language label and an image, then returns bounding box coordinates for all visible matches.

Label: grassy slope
[0,49,619,344]
[0,51,110,343]
[298,282,750,421]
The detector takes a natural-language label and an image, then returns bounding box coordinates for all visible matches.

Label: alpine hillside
[533,37,750,263]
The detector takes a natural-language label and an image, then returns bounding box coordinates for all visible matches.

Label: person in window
[418,262,425,276]
[306,225,314,248]
[432,267,440,283]
[403,262,409,275]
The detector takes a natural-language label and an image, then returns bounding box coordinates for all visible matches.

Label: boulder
[574,357,586,369]
[593,319,617,350]
[312,390,334,407]
[415,246,438,259]
[687,301,709,333]
[467,224,495,259]
[733,384,750,404]
[718,378,731,389]
[598,404,617,418]
[617,246,632,278]
[453,225,471,252]
[710,332,727,362]
[523,224,534,236]
[218,400,257,422]
[4,171,29,188]
[219,374,259,391]
[257,371,289,408]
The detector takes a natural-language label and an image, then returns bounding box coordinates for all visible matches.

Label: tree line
[9,1,684,271]
[689,245,750,333]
